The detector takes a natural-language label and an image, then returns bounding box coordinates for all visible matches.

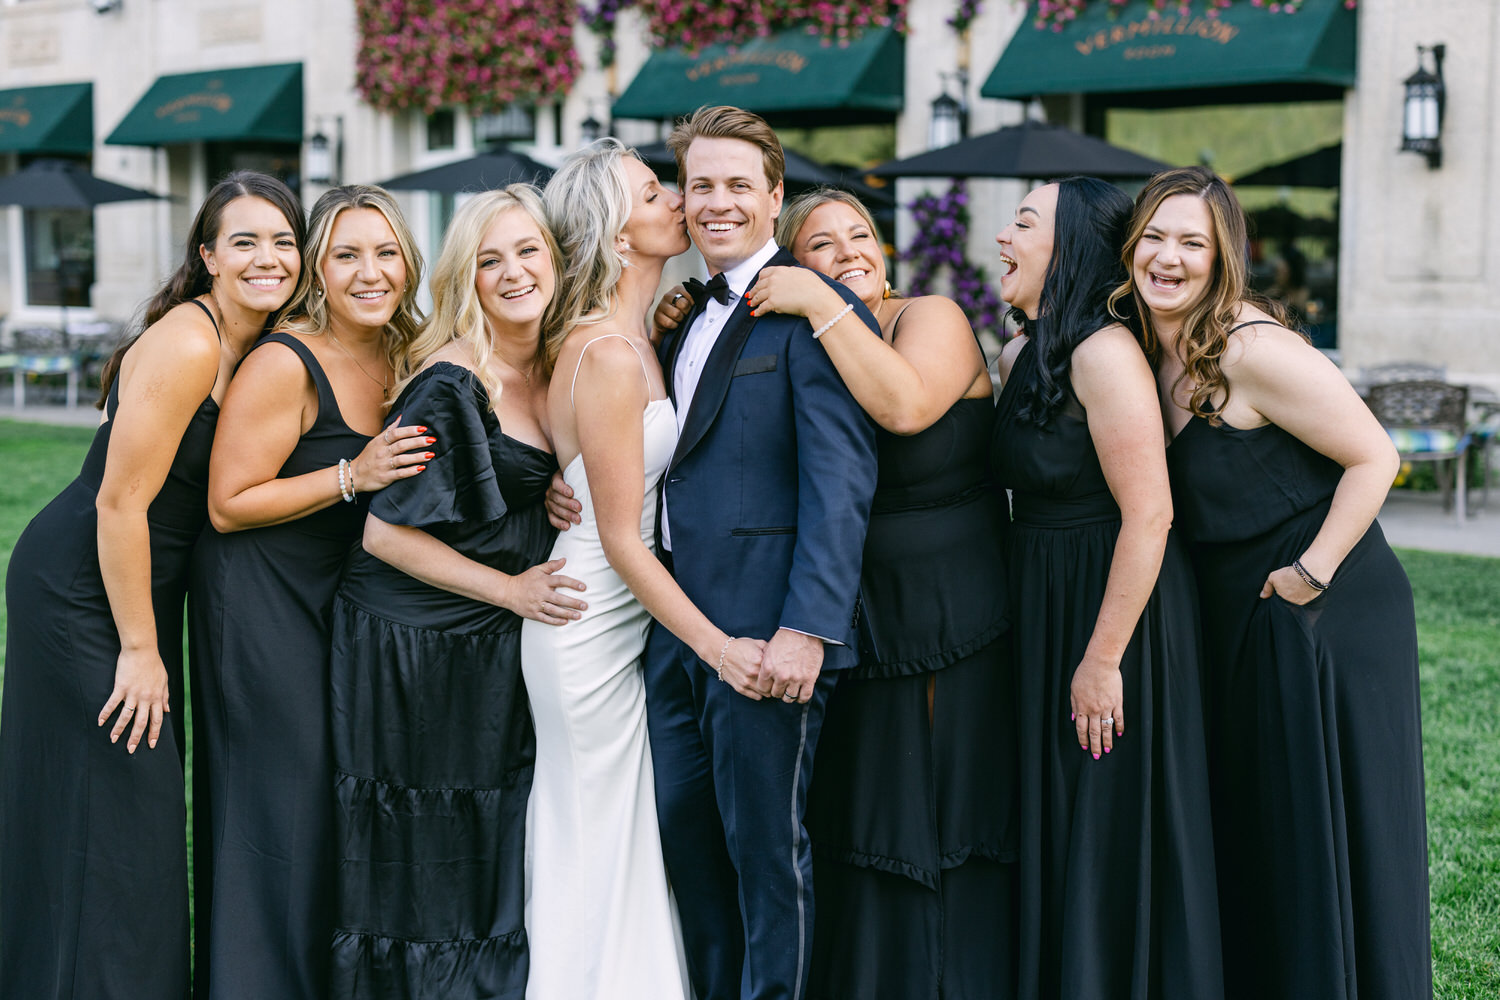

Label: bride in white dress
[521,139,767,999]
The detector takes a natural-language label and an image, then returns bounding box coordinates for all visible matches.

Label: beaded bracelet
[338,458,356,503]
[716,637,733,683]
[811,303,854,341]
[1292,558,1328,592]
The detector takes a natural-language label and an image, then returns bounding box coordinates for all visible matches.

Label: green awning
[106,63,302,146]
[982,0,1355,107]
[612,26,903,126]
[0,83,93,154]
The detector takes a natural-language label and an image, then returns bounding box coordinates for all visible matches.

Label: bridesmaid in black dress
[731,189,1016,999]
[988,177,1222,1000]
[0,171,303,1000]
[1116,166,1431,1000]
[189,185,432,999]
[328,185,586,998]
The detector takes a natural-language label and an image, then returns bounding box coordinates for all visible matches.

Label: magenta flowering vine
[902,183,1005,340]
[354,0,581,113]
[635,0,908,53]
[1029,0,1356,31]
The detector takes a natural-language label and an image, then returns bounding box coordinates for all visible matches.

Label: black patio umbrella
[633,141,894,207]
[376,147,554,193]
[0,160,165,339]
[0,158,166,209]
[869,120,1170,181]
[1233,143,1341,189]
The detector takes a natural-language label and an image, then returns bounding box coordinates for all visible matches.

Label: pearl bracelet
[338,458,356,503]
[811,303,854,340]
[716,637,733,682]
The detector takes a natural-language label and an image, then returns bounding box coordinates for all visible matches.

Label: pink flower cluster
[1029,0,1354,31]
[355,0,582,113]
[637,0,908,53]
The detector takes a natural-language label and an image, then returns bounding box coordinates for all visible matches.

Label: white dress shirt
[662,239,780,553]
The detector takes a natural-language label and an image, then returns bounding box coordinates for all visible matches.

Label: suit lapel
[670,247,798,467]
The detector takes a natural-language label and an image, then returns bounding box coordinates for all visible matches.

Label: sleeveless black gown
[1167,411,1432,1000]
[807,395,1017,1000]
[0,303,220,1000]
[328,363,556,999]
[189,333,372,999]
[989,342,1222,1000]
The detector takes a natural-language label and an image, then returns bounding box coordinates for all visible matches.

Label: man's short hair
[666,105,786,192]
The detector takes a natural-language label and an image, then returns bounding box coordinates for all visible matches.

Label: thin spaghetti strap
[569,333,652,411]
[188,298,222,342]
[1228,319,1281,334]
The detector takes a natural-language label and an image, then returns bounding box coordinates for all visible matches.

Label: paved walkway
[6,404,1500,559]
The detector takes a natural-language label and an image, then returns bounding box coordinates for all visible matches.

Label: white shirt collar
[711,239,781,299]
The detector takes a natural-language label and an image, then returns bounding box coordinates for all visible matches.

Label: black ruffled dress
[328,363,556,999]
[807,395,1018,1000]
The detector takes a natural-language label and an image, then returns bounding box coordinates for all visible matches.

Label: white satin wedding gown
[519,335,690,1000]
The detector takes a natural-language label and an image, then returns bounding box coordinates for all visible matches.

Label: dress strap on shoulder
[1228,319,1282,334]
[252,331,342,420]
[189,298,222,342]
[569,333,652,411]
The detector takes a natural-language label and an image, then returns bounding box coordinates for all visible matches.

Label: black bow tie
[686,273,732,306]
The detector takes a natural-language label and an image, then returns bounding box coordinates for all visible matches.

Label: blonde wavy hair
[280,185,424,370]
[1108,165,1289,424]
[394,185,563,404]
[542,138,636,371]
[775,187,890,289]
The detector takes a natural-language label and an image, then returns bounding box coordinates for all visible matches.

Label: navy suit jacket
[661,247,879,672]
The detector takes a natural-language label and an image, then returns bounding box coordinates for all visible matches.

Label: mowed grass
[0,419,1496,995]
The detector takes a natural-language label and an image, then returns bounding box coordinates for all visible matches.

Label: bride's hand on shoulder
[503,557,587,625]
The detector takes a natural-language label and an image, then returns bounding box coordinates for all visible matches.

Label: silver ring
[122,705,136,714]
[1101,716,1114,726]
[782,693,796,702]
[671,292,686,305]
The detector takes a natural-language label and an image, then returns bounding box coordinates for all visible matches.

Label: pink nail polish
[1093,753,1100,760]
[1104,747,1111,754]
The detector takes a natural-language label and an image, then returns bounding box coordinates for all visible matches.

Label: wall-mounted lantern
[1401,44,1446,169]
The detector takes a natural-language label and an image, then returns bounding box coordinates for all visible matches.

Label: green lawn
[0,419,1496,995]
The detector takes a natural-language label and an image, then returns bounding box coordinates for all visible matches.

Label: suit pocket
[730,526,797,536]
[733,354,778,377]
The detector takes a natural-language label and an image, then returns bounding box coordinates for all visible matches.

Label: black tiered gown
[1,339,219,1000]
[328,363,556,999]
[807,396,1017,1000]
[189,333,372,999]
[989,342,1222,1000]
[1166,413,1432,1000]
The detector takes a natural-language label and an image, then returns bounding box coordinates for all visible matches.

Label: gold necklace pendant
[328,330,389,390]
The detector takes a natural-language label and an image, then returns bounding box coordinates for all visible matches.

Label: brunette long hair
[1108,165,1291,423]
[96,171,304,407]
[1013,176,1134,425]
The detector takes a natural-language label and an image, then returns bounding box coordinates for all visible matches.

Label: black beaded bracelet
[1292,558,1328,592]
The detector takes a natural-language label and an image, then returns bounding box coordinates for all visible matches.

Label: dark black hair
[1011,175,1134,425]
[96,170,305,407]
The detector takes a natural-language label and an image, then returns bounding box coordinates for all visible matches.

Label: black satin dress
[328,363,556,999]
[807,396,1017,1000]
[1167,411,1432,1000]
[0,309,219,999]
[189,333,372,999]
[989,342,1222,1000]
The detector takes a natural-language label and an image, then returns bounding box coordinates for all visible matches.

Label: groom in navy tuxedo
[645,105,878,1000]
